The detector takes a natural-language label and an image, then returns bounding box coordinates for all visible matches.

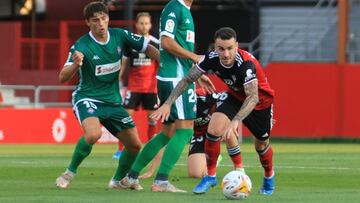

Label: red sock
[118,142,124,151]
[257,144,274,177]
[147,121,158,141]
[205,133,221,176]
[227,145,243,169]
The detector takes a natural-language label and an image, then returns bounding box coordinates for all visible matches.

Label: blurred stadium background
[0,1,360,202]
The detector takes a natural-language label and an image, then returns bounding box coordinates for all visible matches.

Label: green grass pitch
[1,142,360,203]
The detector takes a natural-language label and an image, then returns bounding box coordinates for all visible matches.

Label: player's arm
[59,51,83,83]
[119,56,130,82]
[151,66,205,122]
[164,66,204,105]
[145,44,160,62]
[161,36,201,63]
[233,80,259,121]
[223,80,259,140]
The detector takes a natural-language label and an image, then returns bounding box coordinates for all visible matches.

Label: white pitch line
[175,163,360,171]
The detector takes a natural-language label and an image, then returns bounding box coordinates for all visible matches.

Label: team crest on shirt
[117,46,121,55]
[165,19,175,33]
[87,108,95,114]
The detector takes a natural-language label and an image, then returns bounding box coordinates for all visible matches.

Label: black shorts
[122,91,158,110]
[215,93,273,141]
[188,135,205,156]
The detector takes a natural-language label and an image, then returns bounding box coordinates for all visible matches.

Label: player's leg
[187,135,207,178]
[139,147,164,179]
[151,82,196,192]
[225,133,243,170]
[193,112,229,194]
[103,106,143,190]
[121,123,174,188]
[255,138,274,195]
[243,106,274,195]
[113,91,140,159]
[128,93,160,178]
[143,93,160,140]
[150,120,192,193]
[56,101,103,189]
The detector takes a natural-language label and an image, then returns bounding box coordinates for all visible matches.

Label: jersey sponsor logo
[95,60,121,76]
[168,12,176,18]
[245,69,256,83]
[165,19,175,33]
[186,30,195,43]
[132,52,152,66]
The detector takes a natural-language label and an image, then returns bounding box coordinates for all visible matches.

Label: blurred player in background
[120,0,214,193]
[151,27,275,195]
[55,1,159,189]
[113,12,160,157]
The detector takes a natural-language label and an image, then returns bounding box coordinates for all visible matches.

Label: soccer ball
[221,170,252,200]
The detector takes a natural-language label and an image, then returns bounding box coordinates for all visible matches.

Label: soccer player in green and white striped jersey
[55,1,159,190]
[120,0,214,192]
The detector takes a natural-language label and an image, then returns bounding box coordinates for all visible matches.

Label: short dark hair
[83,1,108,20]
[214,27,237,41]
[136,12,152,22]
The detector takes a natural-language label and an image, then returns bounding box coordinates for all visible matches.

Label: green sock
[156,128,193,181]
[128,132,170,178]
[113,149,138,180]
[68,136,93,173]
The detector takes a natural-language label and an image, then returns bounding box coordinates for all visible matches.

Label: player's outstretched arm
[161,36,200,63]
[150,66,203,122]
[59,51,83,83]
[145,44,160,62]
[224,80,259,140]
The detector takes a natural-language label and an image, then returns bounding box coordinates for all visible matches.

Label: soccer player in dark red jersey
[151,27,275,195]
[113,12,160,161]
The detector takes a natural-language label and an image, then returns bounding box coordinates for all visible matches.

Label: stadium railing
[0,85,75,108]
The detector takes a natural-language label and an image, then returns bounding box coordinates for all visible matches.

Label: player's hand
[223,120,241,141]
[72,51,84,67]
[193,54,204,64]
[150,103,171,123]
[197,75,216,94]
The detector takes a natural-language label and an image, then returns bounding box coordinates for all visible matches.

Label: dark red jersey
[124,35,159,93]
[196,48,274,110]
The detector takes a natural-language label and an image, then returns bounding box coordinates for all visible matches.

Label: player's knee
[127,142,142,153]
[207,127,223,137]
[84,130,102,144]
[254,139,269,151]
